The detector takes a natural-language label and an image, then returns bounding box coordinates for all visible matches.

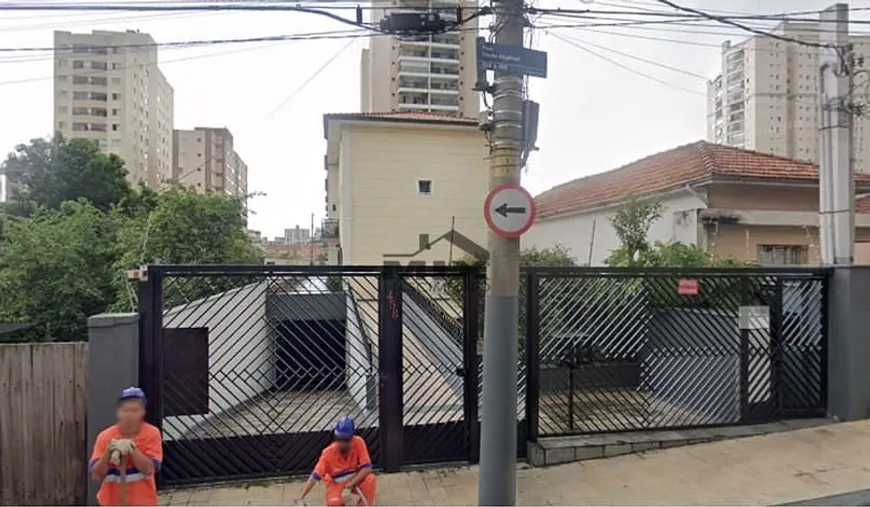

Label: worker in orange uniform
[90,387,164,506]
[297,416,377,506]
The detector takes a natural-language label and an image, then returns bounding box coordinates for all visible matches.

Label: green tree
[1,136,134,214]
[0,201,121,342]
[111,188,263,310]
[608,193,663,264]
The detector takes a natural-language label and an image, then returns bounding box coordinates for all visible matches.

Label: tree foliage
[0,136,260,342]
[608,193,663,263]
[605,194,753,268]
[2,135,133,214]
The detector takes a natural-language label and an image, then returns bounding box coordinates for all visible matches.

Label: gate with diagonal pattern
[138,264,482,487]
[138,264,829,487]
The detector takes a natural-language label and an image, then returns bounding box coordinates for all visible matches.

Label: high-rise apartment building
[53,30,174,188]
[706,22,870,172]
[172,127,249,198]
[360,0,480,118]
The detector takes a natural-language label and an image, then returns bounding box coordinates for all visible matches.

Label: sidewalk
[161,419,870,506]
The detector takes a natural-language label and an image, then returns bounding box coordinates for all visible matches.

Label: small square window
[417,179,433,195]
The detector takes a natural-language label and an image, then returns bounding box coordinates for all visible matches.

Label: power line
[649,0,831,49]
[547,30,705,96]
[553,30,708,80]
[261,37,357,120]
[0,30,363,86]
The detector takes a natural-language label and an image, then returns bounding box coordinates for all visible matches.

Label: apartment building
[706,22,870,172]
[53,30,174,188]
[360,0,480,118]
[172,127,249,198]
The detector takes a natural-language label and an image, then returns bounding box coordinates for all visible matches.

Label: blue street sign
[475,37,548,79]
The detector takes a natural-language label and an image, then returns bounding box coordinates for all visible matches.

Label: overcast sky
[0,0,864,238]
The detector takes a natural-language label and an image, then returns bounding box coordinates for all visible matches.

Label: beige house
[322,111,488,265]
[525,141,870,266]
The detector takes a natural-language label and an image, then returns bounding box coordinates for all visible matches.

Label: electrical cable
[552,30,708,80]
[0,30,361,86]
[648,0,831,49]
[261,37,356,120]
[547,30,705,96]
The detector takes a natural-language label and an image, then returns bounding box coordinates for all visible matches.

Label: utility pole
[819,3,854,266]
[478,0,525,504]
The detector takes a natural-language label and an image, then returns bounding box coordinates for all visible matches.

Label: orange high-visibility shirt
[312,436,372,484]
[90,423,163,506]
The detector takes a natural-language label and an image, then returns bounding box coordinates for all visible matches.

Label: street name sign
[476,37,548,79]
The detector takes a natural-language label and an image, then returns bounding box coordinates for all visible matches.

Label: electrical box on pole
[379,12,446,34]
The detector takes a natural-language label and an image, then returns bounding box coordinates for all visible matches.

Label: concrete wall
[87,313,140,506]
[161,282,272,440]
[524,191,707,265]
[827,267,870,421]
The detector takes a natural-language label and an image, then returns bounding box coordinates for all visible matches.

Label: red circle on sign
[484,183,537,239]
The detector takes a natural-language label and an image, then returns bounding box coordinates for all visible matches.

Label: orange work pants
[325,474,377,506]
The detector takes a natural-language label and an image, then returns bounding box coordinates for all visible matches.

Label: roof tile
[535,140,870,219]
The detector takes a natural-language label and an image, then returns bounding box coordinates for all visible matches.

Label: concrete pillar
[86,313,141,506]
[827,267,870,421]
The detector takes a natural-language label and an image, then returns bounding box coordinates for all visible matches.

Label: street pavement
[161,419,870,506]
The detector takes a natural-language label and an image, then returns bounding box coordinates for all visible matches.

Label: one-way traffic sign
[484,183,536,238]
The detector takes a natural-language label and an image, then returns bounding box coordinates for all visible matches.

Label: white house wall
[161,282,272,440]
[524,191,708,265]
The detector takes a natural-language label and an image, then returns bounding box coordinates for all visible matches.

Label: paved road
[161,419,870,506]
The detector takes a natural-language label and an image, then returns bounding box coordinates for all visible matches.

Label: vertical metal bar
[820,274,830,413]
[524,272,540,443]
[137,266,164,488]
[463,269,481,463]
[138,266,164,429]
[378,267,404,472]
[568,364,575,432]
[772,277,785,417]
[739,276,751,423]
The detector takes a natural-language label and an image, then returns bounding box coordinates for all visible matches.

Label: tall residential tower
[53,30,174,188]
[706,21,870,172]
[360,0,480,118]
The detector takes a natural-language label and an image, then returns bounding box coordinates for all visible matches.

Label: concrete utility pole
[819,3,854,266]
[478,0,525,504]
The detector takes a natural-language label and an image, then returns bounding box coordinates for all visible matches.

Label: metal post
[478,0,525,503]
[819,3,853,265]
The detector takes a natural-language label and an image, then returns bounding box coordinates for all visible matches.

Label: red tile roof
[857,194,870,213]
[535,140,870,219]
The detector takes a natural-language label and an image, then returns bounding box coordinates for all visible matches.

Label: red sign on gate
[677,278,699,296]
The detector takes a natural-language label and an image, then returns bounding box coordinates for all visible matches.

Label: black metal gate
[522,267,829,441]
[138,265,480,487]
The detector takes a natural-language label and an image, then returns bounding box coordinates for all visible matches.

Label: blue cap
[118,386,147,404]
[334,416,355,438]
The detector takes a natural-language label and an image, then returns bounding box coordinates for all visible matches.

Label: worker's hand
[109,438,137,456]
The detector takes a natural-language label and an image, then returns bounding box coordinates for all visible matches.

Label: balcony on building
[321,218,339,240]
[430,62,459,77]
[397,91,431,108]
[397,59,431,77]
[398,76,429,93]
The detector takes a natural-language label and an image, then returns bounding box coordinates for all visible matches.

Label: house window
[417,179,433,195]
[757,245,808,266]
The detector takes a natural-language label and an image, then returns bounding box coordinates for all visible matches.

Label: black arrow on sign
[495,203,527,217]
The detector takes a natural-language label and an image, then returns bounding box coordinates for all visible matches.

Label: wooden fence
[0,342,88,505]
